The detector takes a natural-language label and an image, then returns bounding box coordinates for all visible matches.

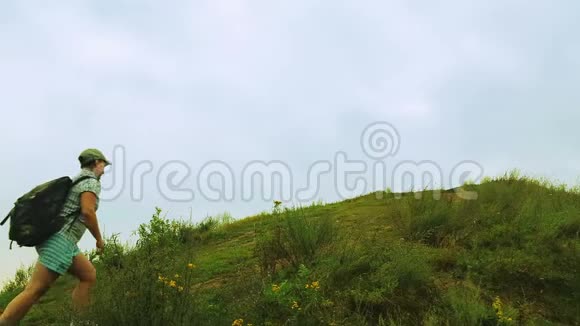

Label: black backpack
[1,175,95,249]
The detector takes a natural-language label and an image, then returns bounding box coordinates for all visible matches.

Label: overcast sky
[1,1,579,285]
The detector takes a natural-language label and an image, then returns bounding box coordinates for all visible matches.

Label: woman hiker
[0,148,110,326]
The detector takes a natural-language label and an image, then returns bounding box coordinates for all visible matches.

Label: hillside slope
[1,173,579,325]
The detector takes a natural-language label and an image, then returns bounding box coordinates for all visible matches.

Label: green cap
[78,148,111,166]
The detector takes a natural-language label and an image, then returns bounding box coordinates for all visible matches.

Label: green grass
[1,170,579,325]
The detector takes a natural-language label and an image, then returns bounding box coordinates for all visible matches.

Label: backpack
[1,175,95,249]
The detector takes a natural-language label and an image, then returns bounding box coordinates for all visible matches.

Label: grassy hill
[1,171,579,325]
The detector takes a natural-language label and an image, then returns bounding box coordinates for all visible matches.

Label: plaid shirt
[57,169,101,243]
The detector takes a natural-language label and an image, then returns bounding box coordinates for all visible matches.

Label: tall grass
[65,208,235,325]
[254,205,337,275]
[0,264,34,309]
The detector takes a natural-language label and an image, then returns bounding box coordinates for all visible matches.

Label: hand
[96,238,105,255]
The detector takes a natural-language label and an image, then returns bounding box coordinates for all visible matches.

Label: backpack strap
[72,175,97,188]
[0,208,13,226]
[64,175,98,233]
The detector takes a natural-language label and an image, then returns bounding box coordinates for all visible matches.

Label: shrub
[255,205,337,275]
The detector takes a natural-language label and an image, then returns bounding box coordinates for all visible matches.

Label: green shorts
[35,233,80,275]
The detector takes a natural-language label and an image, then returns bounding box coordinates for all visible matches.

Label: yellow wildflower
[492,296,502,311]
[291,301,300,310]
[492,296,514,323]
[169,280,177,288]
[272,284,281,292]
[232,319,244,326]
[187,263,196,269]
[305,281,319,289]
[178,286,184,292]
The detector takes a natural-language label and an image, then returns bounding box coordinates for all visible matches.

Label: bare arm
[80,192,102,243]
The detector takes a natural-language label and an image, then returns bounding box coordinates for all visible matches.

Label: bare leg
[0,262,59,325]
[67,253,97,316]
